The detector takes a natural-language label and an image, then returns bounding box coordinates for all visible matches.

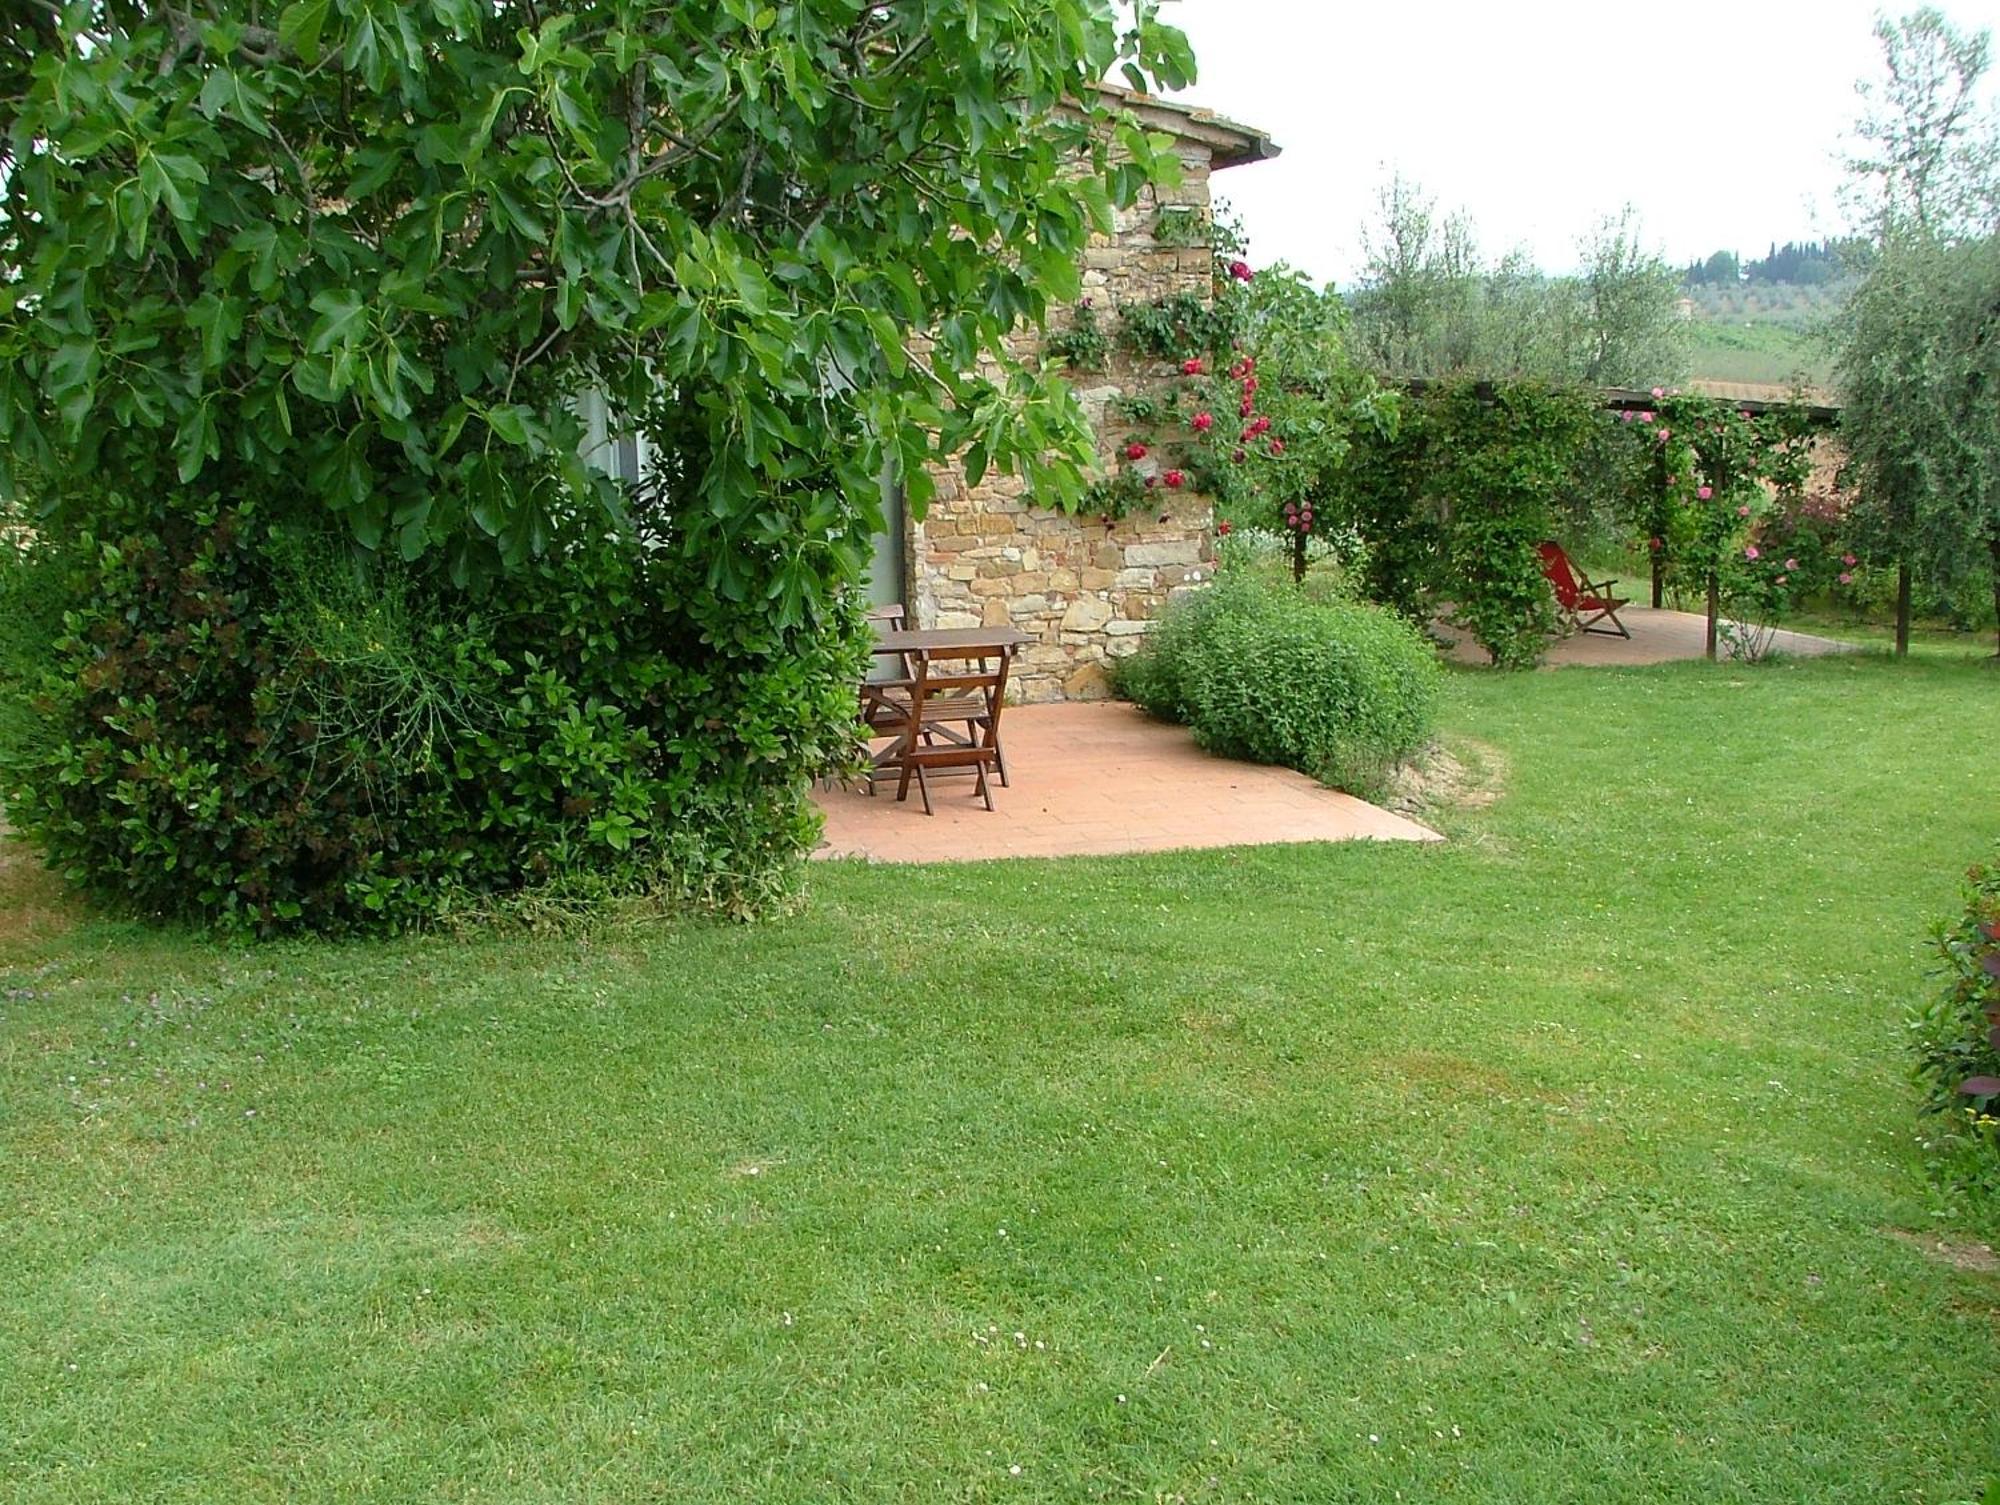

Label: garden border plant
[1912,846,2000,1194]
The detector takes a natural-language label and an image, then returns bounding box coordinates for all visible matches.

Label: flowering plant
[1718,488,1857,660]
[1088,244,1390,555]
[1619,391,1834,658]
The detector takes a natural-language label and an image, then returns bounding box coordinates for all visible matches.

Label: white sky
[1160,0,2000,286]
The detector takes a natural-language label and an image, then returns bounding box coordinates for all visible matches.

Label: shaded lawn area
[3,655,1998,1502]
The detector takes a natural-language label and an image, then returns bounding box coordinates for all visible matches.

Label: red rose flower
[1163,469,1185,489]
[1267,438,1285,456]
[1192,411,1215,432]
[1181,357,1205,375]
[1217,520,1232,536]
[1228,260,1253,281]
[1125,442,1148,461]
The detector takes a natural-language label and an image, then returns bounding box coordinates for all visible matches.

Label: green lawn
[3,656,1998,1502]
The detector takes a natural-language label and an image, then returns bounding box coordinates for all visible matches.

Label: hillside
[1681,278,1846,388]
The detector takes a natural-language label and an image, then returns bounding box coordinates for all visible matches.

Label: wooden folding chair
[1537,540,1631,639]
[872,649,1011,814]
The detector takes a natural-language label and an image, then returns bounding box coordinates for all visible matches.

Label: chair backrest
[908,650,1010,746]
[865,603,910,682]
[1537,541,1583,609]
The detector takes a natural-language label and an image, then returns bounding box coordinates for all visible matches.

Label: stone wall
[909,130,1229,702]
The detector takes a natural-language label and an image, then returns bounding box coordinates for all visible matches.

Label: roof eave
[1093,83,1281,172]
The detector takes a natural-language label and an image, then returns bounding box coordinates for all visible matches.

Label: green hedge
[0,496,869,934]
[1117,572,1442,798]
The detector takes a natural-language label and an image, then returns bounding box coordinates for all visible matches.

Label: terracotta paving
[1439,605,1857,669]
[813,701,1440,864]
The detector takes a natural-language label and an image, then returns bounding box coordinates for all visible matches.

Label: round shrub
[1118,573,1442,797]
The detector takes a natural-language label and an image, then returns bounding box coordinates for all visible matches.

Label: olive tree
[1836,6,2000,655]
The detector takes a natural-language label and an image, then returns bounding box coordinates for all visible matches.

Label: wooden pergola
[1402,378,1847,660]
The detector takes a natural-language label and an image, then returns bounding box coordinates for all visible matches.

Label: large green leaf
[278,0,333,62]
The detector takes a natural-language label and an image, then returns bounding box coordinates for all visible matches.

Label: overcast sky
[1159,0,2000,287]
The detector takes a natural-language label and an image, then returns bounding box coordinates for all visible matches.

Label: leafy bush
[1427,381,1594,669]
[1911,850,2000,1179]
[1116,573,1442,798]
[0,495,869,935]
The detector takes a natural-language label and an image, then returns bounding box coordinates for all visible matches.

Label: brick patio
[813,701,1440,863]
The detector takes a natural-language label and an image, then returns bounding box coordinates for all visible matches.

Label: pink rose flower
[1745,545,1760,560]
[1784,557,1798,571]
[1697,486,1712,500]
[1651,386,1665,399]
[1838,571,1853,584]
[1638,411,1654,424]
[1737,505,1751,517]
[1656,428,1671,442]
[1842,553,1857,567]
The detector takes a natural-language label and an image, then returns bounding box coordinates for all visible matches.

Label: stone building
[866,94,1278,702]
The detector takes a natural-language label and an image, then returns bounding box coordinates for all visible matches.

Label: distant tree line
[1682,240,1870,287]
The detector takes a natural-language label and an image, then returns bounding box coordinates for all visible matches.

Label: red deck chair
[1537,541,1631,639]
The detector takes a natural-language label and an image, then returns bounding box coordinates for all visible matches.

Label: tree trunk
[1291,525,1306,586]
[1705,572,1719,661]
[1651,449,1667,608]
[1896,561,1912,657]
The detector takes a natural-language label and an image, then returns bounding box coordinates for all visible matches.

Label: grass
[1684,318,1833,388]
[3,656,1999,1501]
